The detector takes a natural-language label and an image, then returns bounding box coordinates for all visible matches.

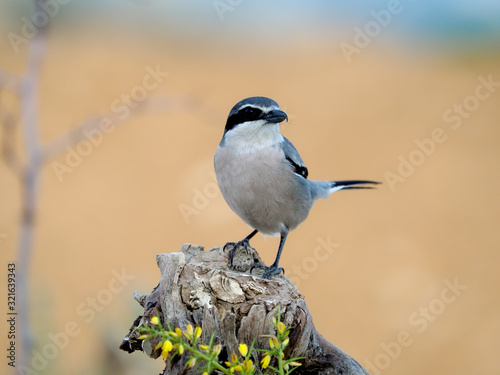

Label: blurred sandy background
[1,1,500,374]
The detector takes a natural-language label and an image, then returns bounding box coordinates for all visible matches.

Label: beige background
[1,4,500,375]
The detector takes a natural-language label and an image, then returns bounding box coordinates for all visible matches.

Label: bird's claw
[251,264,284,279]
[226,239,250,267]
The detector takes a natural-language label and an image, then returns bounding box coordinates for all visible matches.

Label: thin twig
[16,0,48,370]
[3,2,191,371]
[41,94,182,162]
[0,105,24,178]
[41,101,148,162]
[0,86,24,178]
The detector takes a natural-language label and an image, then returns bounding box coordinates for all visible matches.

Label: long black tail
[331,180,381,190]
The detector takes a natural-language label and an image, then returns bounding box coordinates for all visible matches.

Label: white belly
[214,145,312,235]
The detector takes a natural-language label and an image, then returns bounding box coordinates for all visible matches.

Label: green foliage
[137,308,303,374]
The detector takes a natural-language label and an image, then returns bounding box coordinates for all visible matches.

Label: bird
[214,96,379,279]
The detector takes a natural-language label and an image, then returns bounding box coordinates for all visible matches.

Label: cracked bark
[120,243,369,375]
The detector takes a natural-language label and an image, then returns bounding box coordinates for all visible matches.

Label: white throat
[223,121,283,151]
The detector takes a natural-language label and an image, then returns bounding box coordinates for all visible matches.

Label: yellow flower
[138,335,148,340]
[272,337,279,348]
[243,359,254,370]
[269,338,275,349]
[185,324,194,340]
[282,338,289,347]
[194,326,202,340]
[161,340,173,359]
[199,344,209,351]
[212,344,222,355]
[187,358,196,368]
[290,361,302,367]
[238,343,248,357]
[175,327,182,338]
[230,353,238,364]
[178,343,184,355]
[261,355,271,369]
[226,350,247,373]
[162,340,173,352]
[277,322,286,334]
[151,316,159,325]
[155,341,164,350]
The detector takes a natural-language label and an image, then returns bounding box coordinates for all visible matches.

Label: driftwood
[120,243,369,375]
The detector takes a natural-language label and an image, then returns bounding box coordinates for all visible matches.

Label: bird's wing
[281,137,309,179]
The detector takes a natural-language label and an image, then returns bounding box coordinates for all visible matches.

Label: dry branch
[120,243,369,375]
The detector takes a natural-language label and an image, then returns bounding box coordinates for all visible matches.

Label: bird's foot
[224,239,257,272]
[251,264,284,279]
[224,239,250,265]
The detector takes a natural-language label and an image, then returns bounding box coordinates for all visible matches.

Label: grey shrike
[214,96,379,279]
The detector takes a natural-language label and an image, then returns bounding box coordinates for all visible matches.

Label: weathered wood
[120,243,369,375]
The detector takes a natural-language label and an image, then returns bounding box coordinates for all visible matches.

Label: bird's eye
[241,107,260,120]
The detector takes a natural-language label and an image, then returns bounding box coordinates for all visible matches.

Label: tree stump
[120,243,369,375]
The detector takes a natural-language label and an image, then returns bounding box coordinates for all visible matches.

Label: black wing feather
[281,137,309,179]
[285,156,309,178]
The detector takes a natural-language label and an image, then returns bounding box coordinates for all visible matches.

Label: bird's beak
[263,109,288,124]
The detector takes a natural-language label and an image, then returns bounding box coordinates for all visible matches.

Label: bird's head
[221,96,288,148]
